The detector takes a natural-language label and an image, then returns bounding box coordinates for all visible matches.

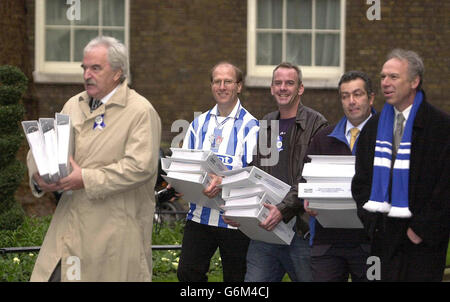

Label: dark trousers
[177,219,249,282]
[311,244,370,282]
[371,225,449,281]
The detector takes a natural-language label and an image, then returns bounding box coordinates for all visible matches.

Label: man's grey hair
[84,36,129,83]
[386,48,424,90]
[272,62,303,85]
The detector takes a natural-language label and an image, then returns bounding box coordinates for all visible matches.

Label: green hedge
[0,104,25,134]
[0,65,28,96]
[0,65,27,232]
[0,131,23,167]
[0,200,25,231]
[0,159,26,197]
[0,86,24,106]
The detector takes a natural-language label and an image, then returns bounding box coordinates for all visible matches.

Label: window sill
[33,71,84,84]
[245,75,339,89]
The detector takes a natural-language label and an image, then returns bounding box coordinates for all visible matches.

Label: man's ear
[369,93,375,106]
[113,70,123,82]
[297,83,305,96]
[236,81,243,94]
[410,76,420,90]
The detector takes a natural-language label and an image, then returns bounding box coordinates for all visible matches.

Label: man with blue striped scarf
[177,62,259,282]
[352,49,450,281]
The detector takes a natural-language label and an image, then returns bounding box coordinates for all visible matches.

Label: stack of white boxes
[220,166,296,245]
[22,113,73,183]
[160,148,227,211]
[298,155,363,229]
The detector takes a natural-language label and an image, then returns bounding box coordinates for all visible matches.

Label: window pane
[287,0,312,29]
[102,30,124,43]
[315,34,340,66]
[316,0,340,29]
[257,0,282,29]
[46,0,70,25]
[74,0,99,26]
[257,33,282,65]
[45,29,70,61]
[74,30,100,61]
[287,33,311,66]
[103,0,125,26]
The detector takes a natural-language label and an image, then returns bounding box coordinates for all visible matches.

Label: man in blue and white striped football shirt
[177,62,259,282]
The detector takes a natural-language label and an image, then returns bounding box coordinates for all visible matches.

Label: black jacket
[306,123,370,245]
[253,103,328,235]
[352,93,450,255]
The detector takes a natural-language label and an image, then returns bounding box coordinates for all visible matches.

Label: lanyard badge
[210,127,224,152]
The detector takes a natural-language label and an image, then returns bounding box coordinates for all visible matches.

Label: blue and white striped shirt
[182,99,259,228]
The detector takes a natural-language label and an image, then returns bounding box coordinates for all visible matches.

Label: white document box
[221,192,278,211]
[162,171,224,211]
[298,182,352,200]
[22,120,51,183]
[224,205,295,245]
[55,113,73,178]
[39,118,60,183]
[220,166,291,201]
[308,201,363,229]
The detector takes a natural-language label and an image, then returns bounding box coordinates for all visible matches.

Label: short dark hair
[338,70,374,95]
[210,61,243,83]
[272,62,302,85]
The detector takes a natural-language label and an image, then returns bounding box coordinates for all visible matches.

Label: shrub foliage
[0,65,28,230]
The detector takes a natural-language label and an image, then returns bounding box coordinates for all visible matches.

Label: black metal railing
[0,244,182,255]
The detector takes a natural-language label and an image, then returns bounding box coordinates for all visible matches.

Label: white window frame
[246,0,346,88]
[34,0,130,84]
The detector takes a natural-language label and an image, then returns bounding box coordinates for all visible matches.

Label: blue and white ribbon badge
[93,114,105,130]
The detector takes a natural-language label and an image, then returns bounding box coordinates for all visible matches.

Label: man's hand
[33,172,61,192]
[304,200,318,217]
[203,174,222,199]
[57,156,85,191]
[222,215,241,228]
[166,184,183,202]
[259,203,283,231]
[407,227,423,244]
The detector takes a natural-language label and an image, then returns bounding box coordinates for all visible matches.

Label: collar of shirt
[98,84,120,105]
[211,98,242,120]
[345,113,372,144]
[394,103,412,127]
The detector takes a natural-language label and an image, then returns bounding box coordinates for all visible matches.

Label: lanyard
[213,103,241,129]
[209,104,241,150]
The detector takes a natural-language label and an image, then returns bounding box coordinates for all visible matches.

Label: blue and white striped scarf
[363,91,423,218]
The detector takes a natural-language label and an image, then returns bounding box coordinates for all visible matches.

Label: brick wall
[345,0,449,114]
[23,0,449,146]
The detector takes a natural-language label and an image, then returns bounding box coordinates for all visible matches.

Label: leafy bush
[0,65,28,231]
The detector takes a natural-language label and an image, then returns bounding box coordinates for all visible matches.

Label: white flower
[172,262,179,269]
[29,253,34,257]
[161,257,170,262]
[13,257,20,264]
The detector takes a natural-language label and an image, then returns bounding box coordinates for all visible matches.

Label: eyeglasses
[340,90,367,101]
[212,79,238,87]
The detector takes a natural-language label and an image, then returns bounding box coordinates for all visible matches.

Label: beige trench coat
[28,81,161,281]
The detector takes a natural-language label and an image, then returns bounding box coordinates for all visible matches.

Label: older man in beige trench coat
[27,36,161,281]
